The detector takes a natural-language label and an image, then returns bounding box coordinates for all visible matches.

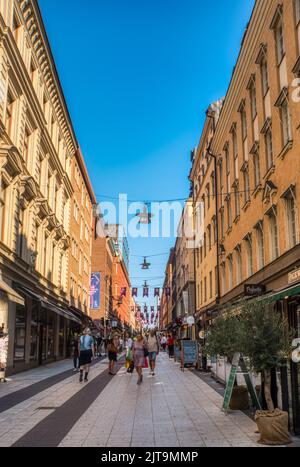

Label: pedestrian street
[0,353,282,448]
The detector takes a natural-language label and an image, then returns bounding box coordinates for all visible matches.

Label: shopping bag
[143,357,149,369]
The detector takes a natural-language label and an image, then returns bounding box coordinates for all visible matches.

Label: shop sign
[244,284,266,296]
[288,268,300,285]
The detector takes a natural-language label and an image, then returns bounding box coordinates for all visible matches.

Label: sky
[38,0,255,312]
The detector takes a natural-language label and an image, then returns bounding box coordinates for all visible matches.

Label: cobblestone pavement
[0,354,298,447]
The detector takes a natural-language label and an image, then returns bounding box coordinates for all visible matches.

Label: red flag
[154,288,160,297]
[143,287,149,297]
[132,288,138,297]
[120,287,127,297]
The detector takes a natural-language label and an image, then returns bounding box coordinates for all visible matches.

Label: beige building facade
[208,0,300,434]
[0,0,92,374]
[189,101,223,333]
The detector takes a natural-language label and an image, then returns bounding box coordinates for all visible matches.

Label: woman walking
[107,335,119,375]
[133,334,147,385]
[148,330,159,376]
[167,334,175,359]
[78,328,95,383]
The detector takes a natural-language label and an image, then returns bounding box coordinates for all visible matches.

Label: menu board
[181,340,198,368]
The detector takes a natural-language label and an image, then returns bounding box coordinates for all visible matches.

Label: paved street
[0,353,282,448]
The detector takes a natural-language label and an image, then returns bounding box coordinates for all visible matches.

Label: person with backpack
[78,328,95,383]
[147,329,159,376]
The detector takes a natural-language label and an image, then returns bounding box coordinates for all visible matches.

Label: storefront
[8,285,82,375]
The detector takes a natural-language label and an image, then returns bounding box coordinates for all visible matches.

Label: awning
[0,280,24,306]
[16,285,82,325]
[268,284,300,303]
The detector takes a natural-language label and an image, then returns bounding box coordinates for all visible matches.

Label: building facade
[174,199,196,339]
[0,0,94,374]
[89,216,114,336]
[69,147,95,318]
[189,101,223,335]
[209,0,300,434]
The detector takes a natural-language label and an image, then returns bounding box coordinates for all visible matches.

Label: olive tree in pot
[239,299,292,446]
[205,311,250,411]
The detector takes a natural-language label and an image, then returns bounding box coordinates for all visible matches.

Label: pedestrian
[133,334,148,385]
[147,329,159,376]
[0,326,8,383]
[73,334,79,372]
[167,334,175,359]
[96,333,102,357]
[107,335,118,375]
[78,328,95,383]
[161,334,167,352]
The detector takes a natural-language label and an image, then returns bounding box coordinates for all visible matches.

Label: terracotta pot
[255,409,292,446]
[229,386,250,411]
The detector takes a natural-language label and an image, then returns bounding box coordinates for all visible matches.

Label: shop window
[30,304,39,360]
[59,316,65,357]
[14,305,27,361]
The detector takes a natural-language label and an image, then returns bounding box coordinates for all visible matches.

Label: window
[232,127,239,178]
[253,151,260,188]
[5,90,14,137]
[275,20,285,64]
[0,181,7,243]
[234,187,240,219]
[14,306,27,362]
[17,208,25,258]
[249,81,257,120]
[245,234,253,277]
[209,271,213,299]
[280,100,292,147]
[219,161,224,197]
[204,277,207,303]
[227,198,232,229]
[23,127,30,165]
[225,146,230,193]
[208,224,212,251]
[221,264,226,295]
[206,184,210,209]
[220,208,225,239]
[265,126,273,170]
[296,0,300,24]
[241,108,247,142]
[261,57,269,96]
[43,233,48,277]
[243,167,250,203]
[268,207,279,261]
[203,233,207,258]
[236,246,242,285]
[212,216,217,244]
[255,221,265,270]
[283,188,297,249]
[228,255,233,290]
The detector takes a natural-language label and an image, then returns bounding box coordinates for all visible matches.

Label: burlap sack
[230,386,250,411]
[255,409,292,445]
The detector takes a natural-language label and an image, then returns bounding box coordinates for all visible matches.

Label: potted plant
[239,299,292,446]
[205,311,250,411]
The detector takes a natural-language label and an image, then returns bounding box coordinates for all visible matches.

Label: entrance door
[288,302,300,435]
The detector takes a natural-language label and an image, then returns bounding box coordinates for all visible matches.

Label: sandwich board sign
[180,340,198,371]
[222,353,262,412]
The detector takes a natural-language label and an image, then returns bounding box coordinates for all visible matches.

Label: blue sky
[39,0,255,310]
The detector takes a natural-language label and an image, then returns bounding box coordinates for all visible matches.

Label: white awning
[0,280,25,306]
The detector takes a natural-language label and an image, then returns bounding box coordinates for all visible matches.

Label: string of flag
[120,287,171,298]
